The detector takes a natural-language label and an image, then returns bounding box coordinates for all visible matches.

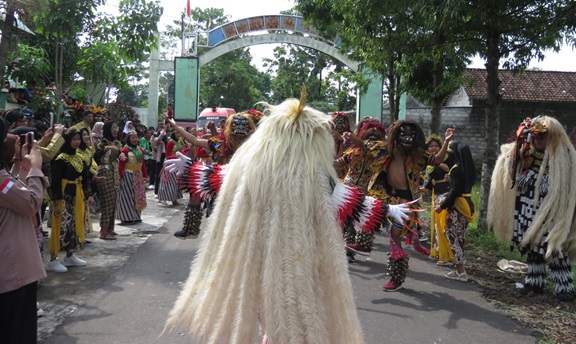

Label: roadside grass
[463,183,576,276]
[421,182,575,343]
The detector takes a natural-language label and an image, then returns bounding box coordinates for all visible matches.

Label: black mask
[397,124,416,145]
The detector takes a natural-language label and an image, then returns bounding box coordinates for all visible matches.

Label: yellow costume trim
[56,153,85,173]
[125,162,142,172]
[454,197,476,223]
[50,178,86,255]
[429,189,455,262]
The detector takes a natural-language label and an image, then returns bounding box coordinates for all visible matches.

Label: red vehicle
[196,107,236,132]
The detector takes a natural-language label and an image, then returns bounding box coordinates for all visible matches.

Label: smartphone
[26,132,33,154]
[19,132,33,156]
[19,134,26,160]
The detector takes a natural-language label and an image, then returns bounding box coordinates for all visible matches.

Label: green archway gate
[149,15,383,124]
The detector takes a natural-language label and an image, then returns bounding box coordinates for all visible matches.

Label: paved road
[38,192,536,344]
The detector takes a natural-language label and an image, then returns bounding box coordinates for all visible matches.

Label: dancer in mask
[347,120,454,291]
[162,110,260,239]
[488,116,576,301]
[336,121,387,262]
[165,93,416,343]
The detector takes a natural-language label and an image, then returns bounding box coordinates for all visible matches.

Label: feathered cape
[167,100,365,344]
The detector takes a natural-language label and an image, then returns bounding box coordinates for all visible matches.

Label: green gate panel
[174,57,200,121]
[358,67,383,122]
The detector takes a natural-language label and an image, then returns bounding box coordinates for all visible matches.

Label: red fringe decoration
[333,184,388,234]
[178,162,224,199]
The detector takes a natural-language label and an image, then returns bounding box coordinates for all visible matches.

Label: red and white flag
[0,179,14,194]
[186,0,191,18]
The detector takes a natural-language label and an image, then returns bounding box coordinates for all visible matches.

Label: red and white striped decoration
[0,179,14,194]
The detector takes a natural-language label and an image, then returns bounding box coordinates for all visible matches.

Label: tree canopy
[296,0,576,230]
[2,0,161,112]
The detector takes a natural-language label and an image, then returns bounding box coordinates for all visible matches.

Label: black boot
[346,251,356,263]
[174,205,203,240]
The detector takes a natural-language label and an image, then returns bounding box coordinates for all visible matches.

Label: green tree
[263,44,355,112]
[7,44,51,84]
[297,0,472,128]
[443,0,576,229]
[77,0,162,104]
[298,0,423,122]
[200,49,269,110]
[25,0,161,108]
[116,82,149,107]
[31,0,104,100]
[401,0,470,134]
[0,0,48,86]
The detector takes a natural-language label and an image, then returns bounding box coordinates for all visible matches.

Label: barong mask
[223,113,257,152]
[229,115,252,137]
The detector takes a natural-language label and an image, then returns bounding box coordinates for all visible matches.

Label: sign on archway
[151,15,382,123]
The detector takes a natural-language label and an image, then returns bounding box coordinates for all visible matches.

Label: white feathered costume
[166,98,366,344]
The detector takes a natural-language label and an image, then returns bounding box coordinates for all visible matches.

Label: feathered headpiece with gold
[426,133,443,147]
[88,105,107,115]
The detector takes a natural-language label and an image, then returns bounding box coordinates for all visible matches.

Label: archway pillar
[148,41,160,126]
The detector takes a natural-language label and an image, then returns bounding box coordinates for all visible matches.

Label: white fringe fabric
[488,117,576,262]
[487,143,516,243]
[166,99,365,344]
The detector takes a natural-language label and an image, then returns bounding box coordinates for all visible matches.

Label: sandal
[437,260,453,266]
[100,233,117,240]
[445,270,468,282]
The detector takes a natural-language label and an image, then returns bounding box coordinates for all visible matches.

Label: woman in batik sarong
[94,121,123,239]
[78,128,96,239]
[47,130,93,273]
[116,130,147,224]
[422,135,455,265]
[435,141,476,282]
[158,131,182,205]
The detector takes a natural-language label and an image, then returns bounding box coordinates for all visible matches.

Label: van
[196,107,236,132]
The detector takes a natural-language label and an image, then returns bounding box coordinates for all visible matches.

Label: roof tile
[463,68,576,102]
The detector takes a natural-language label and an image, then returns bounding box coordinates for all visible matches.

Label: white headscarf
[122,121,133,134]
[92,122,104,139]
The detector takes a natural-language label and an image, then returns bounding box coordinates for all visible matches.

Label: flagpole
[181,12,185,56]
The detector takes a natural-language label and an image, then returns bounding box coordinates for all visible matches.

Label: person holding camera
[0,118,49,343]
